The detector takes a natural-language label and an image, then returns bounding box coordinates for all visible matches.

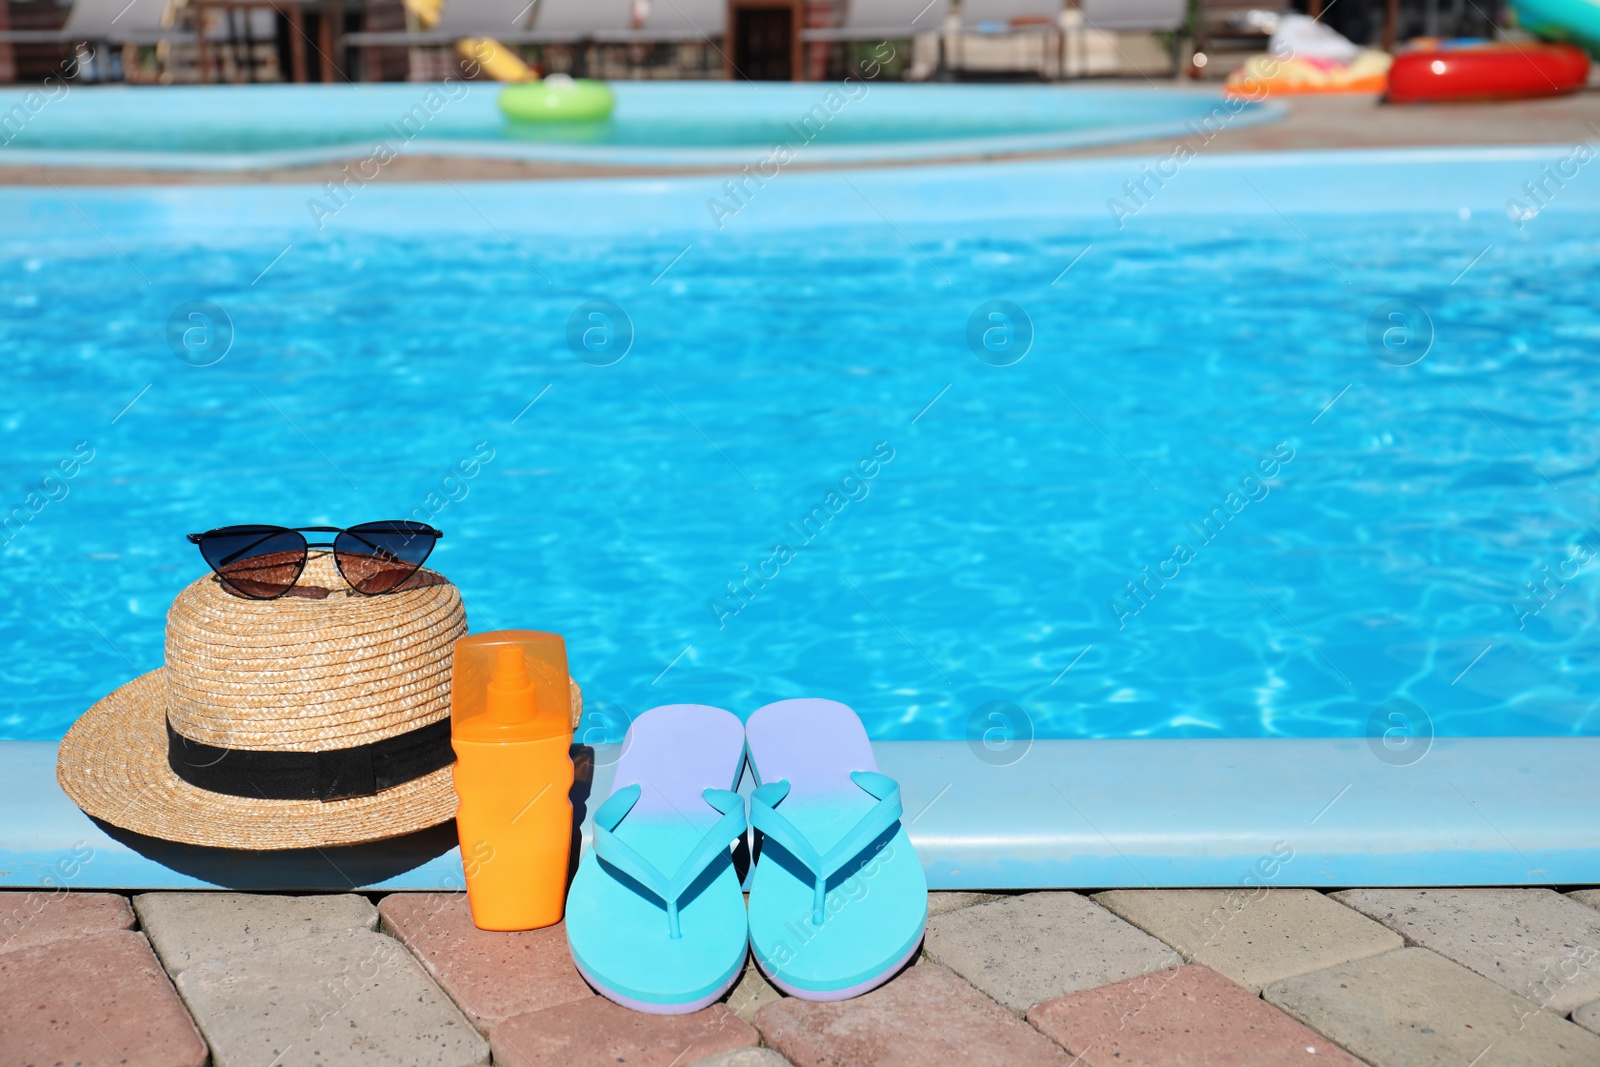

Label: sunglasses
[186,522,443,600]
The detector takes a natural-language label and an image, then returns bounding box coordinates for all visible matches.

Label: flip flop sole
[572,947,744,1015]
[565,704,749,1013]
[745,698,929,1000]
[754,929,924,1001]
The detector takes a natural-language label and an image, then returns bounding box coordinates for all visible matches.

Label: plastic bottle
[451,630,575,930]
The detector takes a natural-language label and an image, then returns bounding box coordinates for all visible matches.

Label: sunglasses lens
[196,526,306,599]
[335,521,438,595]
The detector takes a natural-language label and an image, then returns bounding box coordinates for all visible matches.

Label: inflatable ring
[1386,42,1589,102]
[499,76,616,123]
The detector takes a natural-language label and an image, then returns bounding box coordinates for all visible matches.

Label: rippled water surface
[3,175,1598,741]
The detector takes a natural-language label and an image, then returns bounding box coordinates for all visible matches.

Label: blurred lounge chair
[800,0,952,42]
[1070,0,1189,75]
[1077,0,1188,32]
[64,0,177,41]
[639,0,727,42]
[962,0,1062,32]
[955,0,1064,78]
[0,0,189,44]
[795,0,951,80]
[349,0,545,45]
[429,0,548,37]
[1192,0,1281,75]
[348,0,723,45]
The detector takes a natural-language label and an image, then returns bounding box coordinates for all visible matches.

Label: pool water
[0,83,1280,167]
[3,149,1599,743]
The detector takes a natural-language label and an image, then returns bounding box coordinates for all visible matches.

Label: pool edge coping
[4,738,1595,891]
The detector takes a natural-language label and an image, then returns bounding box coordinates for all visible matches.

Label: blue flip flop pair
[565,698,927,1014]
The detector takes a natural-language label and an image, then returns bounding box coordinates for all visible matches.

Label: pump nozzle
[486,646,536,724]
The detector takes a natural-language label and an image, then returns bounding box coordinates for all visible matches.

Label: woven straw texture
[58,669,461,850]
[164,554,464,750]
[57,554,470,850]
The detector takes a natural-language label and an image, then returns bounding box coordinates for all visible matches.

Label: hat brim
[57,669,458,851]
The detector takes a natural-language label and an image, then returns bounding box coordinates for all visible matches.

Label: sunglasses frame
[186,523,444,600]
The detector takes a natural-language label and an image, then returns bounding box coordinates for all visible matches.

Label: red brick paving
[378,892,595,1033]
[757,963,1073,1066]
[0,929,207,1067]
[0,889,136,954]
[1029,963,1365,1067]
[493,998,758,1067]
[6,888,1596,1066]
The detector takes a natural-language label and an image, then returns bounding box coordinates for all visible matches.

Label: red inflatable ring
[1386,42,1590,103]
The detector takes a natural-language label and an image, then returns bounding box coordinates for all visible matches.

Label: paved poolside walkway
[6,887,1600,1066]
[3,87,1598,186]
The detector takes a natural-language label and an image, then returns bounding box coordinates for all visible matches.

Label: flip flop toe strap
[750,770,903,925]
[593,784,747,940]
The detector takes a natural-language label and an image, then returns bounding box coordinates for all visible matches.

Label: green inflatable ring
[498,77,616,123]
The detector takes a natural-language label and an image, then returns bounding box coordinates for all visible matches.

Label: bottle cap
[486,646,536,724]
[452,630,572,743]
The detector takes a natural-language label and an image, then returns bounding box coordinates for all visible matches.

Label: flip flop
[744,698,927,1000]
[565,704,750,1014]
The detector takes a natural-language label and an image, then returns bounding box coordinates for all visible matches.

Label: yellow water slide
[401,0,538,80]
[456,37,538,81]
[403,0,615,120]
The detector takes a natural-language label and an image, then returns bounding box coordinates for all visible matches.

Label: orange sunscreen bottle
[451,630,575,931]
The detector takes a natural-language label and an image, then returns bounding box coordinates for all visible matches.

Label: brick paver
[176,926,489,1067]
[923,891,1175,1012]
[725,957,782,1023]
[756,961,1071,1066]
[12,882,1600,1065]
[1569,889,1600,913]
[1265,947,1600,1067]
[1095,888,1402,993]
[0,889,135,954]
[1334,888,1600,1014]
[0,929,207,1067]
[686,1047,793,1067]
[493,998,757,1067]
[135,891,377,975]
[378,892,594,1032]
[926,891,1002,917]
[1030,963,1365,1066]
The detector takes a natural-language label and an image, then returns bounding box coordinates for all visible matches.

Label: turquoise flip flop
[744,698,928,1000]
[565,704,750,1014]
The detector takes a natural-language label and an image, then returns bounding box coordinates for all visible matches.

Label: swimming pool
[0,82,1281,169]
[3,147,1598,747]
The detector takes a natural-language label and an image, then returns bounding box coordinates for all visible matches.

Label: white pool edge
[2,738,1595,890]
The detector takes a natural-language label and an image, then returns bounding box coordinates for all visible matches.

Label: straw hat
[58,552,580,851]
